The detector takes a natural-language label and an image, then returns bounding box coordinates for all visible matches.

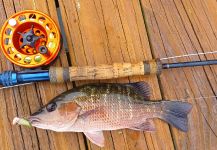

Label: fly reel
[0,10,61,68]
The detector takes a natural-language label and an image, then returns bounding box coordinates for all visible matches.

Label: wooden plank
[58,0,174,149]
[20,1,84,150]
[0,1,38,150]
[1,0,216,149]
[0,0,83,150]
[140,0,217,149]
[58,1,117,149]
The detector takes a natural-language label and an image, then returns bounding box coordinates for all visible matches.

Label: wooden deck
[0,0,217,149]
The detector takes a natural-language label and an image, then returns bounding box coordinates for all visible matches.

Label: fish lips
[27,116,51,129]
[28,116,41,125]
[27,116,69,131]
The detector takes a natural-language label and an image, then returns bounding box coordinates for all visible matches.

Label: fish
[13,82,192,147]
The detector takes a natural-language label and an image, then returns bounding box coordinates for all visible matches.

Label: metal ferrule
[0,71,17,86]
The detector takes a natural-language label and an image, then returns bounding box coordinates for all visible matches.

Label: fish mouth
[28,117,41,125]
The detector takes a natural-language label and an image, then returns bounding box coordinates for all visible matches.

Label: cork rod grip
[49,59,162,83]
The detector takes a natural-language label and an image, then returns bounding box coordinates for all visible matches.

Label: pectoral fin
[84,131,105,147]
[130,119,156,131]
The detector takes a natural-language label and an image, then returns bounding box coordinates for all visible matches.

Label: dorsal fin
[126,82,151,100]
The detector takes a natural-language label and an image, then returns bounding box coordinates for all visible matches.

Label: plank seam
[139,0,177,149]
[71,0,89,65]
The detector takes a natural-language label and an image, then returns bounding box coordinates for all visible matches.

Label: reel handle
[49,59,162,83]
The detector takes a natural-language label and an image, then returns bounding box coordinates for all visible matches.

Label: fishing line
[179,95,217,136]
[1,50,217,88]
[160,50,217,61]
[0,83,33,90]
[180,95,217,101]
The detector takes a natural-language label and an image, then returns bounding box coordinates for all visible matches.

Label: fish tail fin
[159,101,192,132]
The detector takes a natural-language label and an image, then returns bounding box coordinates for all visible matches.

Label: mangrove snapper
[13,82,192,147]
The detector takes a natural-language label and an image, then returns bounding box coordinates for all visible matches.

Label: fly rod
[1,57,217,87]
[1,10,217,88]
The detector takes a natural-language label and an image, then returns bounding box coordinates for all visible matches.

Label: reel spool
[0,10,61,68]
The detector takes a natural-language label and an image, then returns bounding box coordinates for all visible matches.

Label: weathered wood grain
[0,0,217,149]
[58,0,174,149]
[141,0,217,149]
[0,0,83,150]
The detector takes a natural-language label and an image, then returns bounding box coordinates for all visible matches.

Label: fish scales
[70,84,162,131]
[13,82,192,147]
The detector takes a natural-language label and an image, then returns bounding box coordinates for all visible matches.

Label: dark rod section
[162,60,217,69]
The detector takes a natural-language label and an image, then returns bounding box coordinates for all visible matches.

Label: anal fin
[129,119,156,132]
[84,131,105,147]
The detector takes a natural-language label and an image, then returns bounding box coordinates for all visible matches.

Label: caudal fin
[159,101,192,132]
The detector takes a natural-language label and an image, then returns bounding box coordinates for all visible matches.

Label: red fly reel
[0,10,61,68]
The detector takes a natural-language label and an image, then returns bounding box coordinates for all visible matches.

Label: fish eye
[46,102,57,112]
